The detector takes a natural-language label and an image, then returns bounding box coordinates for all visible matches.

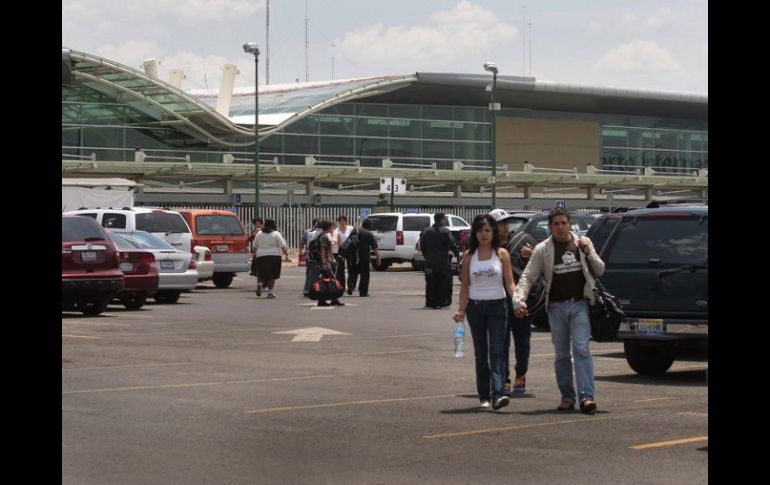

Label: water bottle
[453,320,465,358]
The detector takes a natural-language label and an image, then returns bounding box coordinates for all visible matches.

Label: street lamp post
[483,61,499,208]
[243,42,261,217]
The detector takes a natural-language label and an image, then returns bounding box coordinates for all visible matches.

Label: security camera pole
[243,42,261,217]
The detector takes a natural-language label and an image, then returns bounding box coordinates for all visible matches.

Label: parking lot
[62,265,708,484]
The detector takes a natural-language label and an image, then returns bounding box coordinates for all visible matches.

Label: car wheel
[372,260,391,271]
[154,291,181,304]
[78,296,109,316]
[212,272,234,288]
[411,261,425,271]
[120,294,147,310]
[624,341,676,375]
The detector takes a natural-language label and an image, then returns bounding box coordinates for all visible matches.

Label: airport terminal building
[62,49,707,209]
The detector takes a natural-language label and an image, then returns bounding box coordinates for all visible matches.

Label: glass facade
[601,126,708,173]
[63,84,707,175]
[260,102,490,170]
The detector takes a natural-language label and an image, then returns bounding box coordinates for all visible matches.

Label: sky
[62,0,707,94]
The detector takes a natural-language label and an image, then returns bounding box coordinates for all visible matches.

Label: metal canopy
[61,159,707,193]
[65,50,255,146]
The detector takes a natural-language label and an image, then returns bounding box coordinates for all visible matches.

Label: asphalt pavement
[62,264,708,484]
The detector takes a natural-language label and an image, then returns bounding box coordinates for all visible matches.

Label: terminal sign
[379,177,406,194]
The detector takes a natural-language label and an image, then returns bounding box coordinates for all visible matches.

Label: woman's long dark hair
[468,213,499,254]
[262,219,277,233]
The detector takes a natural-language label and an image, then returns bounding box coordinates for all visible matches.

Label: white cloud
[645,7,673,30]
[595,41,680,72]
[335,1,517,71]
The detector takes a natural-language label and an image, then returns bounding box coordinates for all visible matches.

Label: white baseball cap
[489,208,515,223]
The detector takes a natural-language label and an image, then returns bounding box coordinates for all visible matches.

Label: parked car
[107,230,199,304]
[177,209,250,288]
[62,215,124,315]
[597,205,708,375]
[457,212,538,253]
[107,233,160,310]
[64,207,194,254]
[366,212,453,271]
[193,245,215,282]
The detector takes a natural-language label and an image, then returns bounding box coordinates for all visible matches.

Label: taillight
[188,258,198,270]
[396,230,404,245]
[204,250,212,261]
[459,231,467,251]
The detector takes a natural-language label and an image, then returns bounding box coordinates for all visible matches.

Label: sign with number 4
[379,177,406,194]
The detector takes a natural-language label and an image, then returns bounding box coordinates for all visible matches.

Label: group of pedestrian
[301,216,381,306]
[453,207,604,414]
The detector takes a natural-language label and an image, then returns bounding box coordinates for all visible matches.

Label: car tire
[411,261,425,272]
[624,341,676,375]
[154,291,181,304]
[78,296,109,316]
[120,294,147,310]
[372,260,391,271]
[212,272,234,288]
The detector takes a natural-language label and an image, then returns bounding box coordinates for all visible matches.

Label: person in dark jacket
[490,208,536,396]
[347,218,380,297]
[419,213,460,308]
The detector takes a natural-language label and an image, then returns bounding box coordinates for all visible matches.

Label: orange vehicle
[178,209,250,288]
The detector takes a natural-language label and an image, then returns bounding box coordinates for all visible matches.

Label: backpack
[339,229,359,259]
[307,233,322,262]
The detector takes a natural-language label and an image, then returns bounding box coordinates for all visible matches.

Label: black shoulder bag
[583,252,624,342]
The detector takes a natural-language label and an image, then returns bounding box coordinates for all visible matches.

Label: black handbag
[584,254,624,342]
[309,271,343,301]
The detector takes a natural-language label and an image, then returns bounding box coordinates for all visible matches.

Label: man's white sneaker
[480,401,491,410]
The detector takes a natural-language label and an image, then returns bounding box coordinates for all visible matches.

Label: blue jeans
[548,298,595,404]
[504,299,531,381]
[466,298,508,403]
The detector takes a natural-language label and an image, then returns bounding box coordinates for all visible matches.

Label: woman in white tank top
[453,213,517,411]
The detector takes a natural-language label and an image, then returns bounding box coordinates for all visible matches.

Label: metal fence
[156,204,601,250]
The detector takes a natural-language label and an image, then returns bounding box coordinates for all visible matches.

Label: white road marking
[273,327,351,342]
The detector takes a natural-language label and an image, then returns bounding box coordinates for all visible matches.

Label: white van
[63,208,193,254]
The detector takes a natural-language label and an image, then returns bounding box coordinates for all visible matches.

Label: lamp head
[483,61,498,74]
[242,42,260,56]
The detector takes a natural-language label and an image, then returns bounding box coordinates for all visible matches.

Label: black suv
[594,205,708,374]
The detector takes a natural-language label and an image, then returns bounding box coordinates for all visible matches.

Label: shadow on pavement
[596,369,707,387]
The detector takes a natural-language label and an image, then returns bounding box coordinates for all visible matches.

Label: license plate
[217,244,228,252]
[119,262,134,272]
[637,319,665,336]
[160,260,175,270]
[81,251,97,262]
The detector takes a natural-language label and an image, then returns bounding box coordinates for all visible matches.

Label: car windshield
[113,231,176,250]
[109,233,142,250]
[367,216,398,232]
[403,216,431,231]
[62,217,106,242]
[136,212,190,233]
[605,215,708,265]
[195,215,245,235]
